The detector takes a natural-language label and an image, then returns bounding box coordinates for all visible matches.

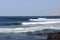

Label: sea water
[0,16,60,40]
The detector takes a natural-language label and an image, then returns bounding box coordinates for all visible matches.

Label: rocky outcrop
[27,29,60,40]
[47,32,60,40]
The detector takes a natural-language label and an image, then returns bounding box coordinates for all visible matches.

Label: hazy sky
[0,0,60,16]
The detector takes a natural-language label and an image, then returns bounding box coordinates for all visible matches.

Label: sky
[0,0,60,16]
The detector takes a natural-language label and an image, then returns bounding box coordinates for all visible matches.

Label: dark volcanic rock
[47,32,60,40]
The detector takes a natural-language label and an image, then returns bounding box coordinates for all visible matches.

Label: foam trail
[22,21,60,25]
[0,26,60,33]
[0,28,41,33]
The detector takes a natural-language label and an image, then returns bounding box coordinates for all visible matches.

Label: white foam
[22,21,60,25]
[29,18,47,21]
[0,28,40,33]
[29,18,60,22]
[0,26,60,33]
[22,18,60,25]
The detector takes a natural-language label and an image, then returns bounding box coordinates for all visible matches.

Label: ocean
[0,16,60,40]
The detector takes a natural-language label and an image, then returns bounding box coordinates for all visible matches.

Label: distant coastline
[50,13,60,16]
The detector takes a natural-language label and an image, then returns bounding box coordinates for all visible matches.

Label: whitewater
[0,18,60,33]
[0,16,60,40]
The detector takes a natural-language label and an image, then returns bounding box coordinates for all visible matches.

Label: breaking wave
[22,18,60,25]
[29,18,60,21]
[0,17,60,33]
[0,24,60,33]
[22,21,60,25]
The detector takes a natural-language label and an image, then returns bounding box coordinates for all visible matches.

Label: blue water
[0,16,60,40]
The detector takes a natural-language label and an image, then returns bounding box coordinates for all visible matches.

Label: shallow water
[0,33,47,40]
